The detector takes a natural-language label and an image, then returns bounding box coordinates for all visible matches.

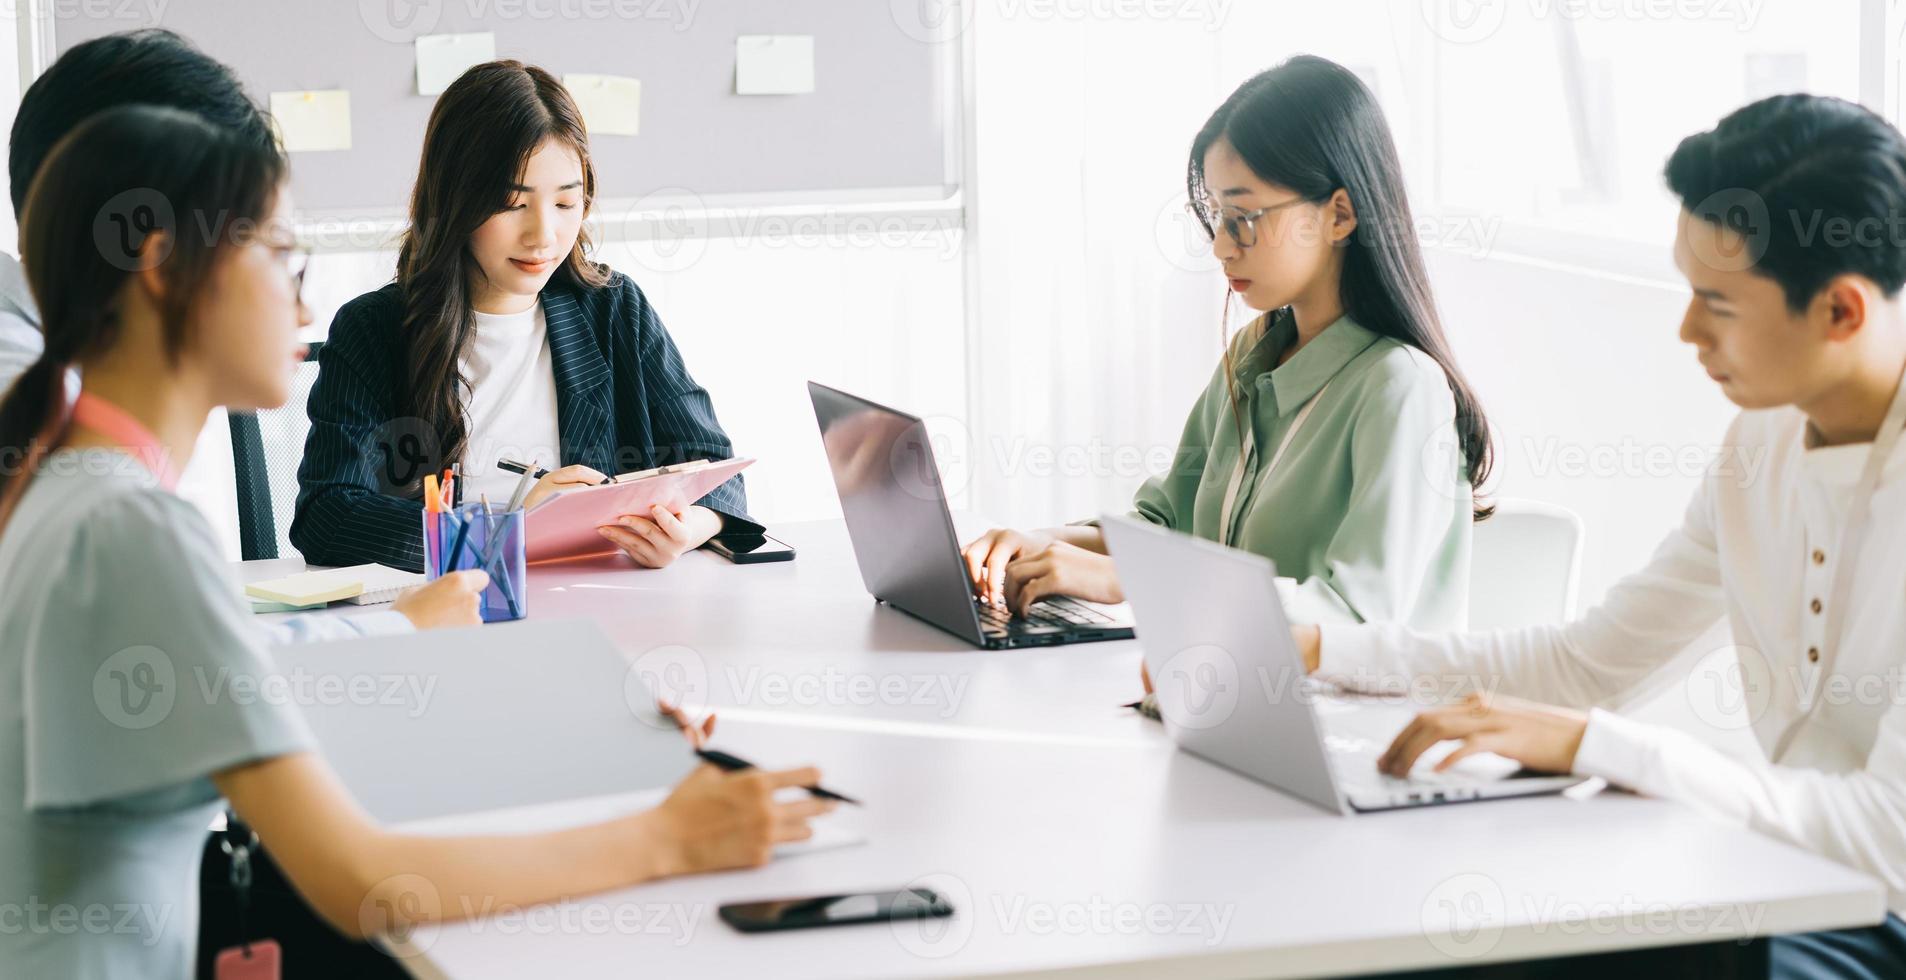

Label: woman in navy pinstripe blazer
[291,61,756,572]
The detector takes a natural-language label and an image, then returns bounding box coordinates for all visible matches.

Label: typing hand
[391,569,490,630]
[521,464,610,510]
[598,504,721,568]
[1379,692,1588,777]
[961,527,1051,606]
[1004,541,1123,617]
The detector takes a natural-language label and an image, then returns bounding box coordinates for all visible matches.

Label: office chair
[229,341,324,561]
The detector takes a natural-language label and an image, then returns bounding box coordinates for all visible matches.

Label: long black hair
[0,104,285,535]
[1188,55,1494,520]
[396,60,607,488]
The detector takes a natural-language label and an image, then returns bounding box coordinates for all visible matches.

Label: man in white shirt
[0,29,275,400]
[1292,95,1906,974]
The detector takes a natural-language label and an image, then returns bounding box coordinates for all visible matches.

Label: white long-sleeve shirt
[1318,406,1906,914]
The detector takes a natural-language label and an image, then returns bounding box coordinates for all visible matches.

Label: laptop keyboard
[975,595,1116,633]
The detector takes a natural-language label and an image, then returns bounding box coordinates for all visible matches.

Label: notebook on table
[245,564,426,611]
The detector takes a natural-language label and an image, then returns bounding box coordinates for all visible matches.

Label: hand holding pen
[696,748,860,805]
[498,458,613,510]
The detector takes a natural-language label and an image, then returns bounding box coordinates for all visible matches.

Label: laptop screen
[808,382,983,640]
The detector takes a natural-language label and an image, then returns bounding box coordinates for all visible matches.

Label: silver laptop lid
[807,382,985,643]
[1101,514,1348,815]
[274,617,697,823]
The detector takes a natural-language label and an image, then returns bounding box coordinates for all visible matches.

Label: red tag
[214,939,281,980]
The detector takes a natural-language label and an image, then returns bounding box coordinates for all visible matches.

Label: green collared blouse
[1128,309,1473,629]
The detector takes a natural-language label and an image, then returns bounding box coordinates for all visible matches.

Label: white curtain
[965,1,1440,529]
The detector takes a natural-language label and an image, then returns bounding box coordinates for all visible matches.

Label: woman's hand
[961,527,1053,605]
[598,505,722,568]
[658,700,717,748]
[521,464,611,510]
[1003,541,1123,616]
[390,570,490,629]
[640,764,837,875]
[1378,692,1588,777]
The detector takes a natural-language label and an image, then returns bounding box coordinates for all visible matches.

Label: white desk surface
[243,517,1159,742]
[383,717,1878,979]
[241,518,1887,977]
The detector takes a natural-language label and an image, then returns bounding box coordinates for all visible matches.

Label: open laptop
[1101,514,1586,813]
[808,382,1135,649]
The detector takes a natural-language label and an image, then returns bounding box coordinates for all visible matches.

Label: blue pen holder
[424,503,528,623]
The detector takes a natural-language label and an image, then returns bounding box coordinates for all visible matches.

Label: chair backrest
[1467,496,1585,631]
[230,341,325,561]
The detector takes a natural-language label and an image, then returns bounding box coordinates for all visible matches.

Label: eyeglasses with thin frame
[283,246,311,304]
[1187,196,1310,248]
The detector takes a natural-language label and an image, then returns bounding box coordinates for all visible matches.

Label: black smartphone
[719,888,953,933]
[705,531,796,564]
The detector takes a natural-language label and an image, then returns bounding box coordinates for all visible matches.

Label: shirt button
[1811,598,1824,615]
[1813,549,1827,565]
[1808,647,1821,663]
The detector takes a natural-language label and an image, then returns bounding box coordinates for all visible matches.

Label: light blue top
[0,448,407,978]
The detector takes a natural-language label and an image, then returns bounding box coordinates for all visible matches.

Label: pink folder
[525,457,755,564]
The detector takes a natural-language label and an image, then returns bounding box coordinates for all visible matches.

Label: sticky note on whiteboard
[416,32,496,96]
[565,74,642,136]
[735,35,815,95]
[269,90,352,153]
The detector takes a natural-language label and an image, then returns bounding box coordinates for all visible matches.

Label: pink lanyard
[68,391,179,491]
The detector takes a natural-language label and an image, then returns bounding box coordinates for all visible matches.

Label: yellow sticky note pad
[416,31,496,96]
[245,569,365,606]
[565,74,642,136]
[269,90,352,153]
[736,35,815,95]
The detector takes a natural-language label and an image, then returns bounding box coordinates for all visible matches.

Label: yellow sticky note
[269,90,352,153]
[564,74,642,136]
[416,31,496,96]
[244,569,365,606]
[735,35,815,95]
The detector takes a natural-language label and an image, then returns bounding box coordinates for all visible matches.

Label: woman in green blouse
[964,55,1494,630]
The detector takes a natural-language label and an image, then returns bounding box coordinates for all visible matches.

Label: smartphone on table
[704,531,796,564]
[719,887,953,933]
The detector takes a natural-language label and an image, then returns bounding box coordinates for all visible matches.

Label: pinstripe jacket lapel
[542,285,616,474]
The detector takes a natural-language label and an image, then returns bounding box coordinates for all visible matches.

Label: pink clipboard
[525,457,754,564]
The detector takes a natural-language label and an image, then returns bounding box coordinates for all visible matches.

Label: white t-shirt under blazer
[460,300,565,504]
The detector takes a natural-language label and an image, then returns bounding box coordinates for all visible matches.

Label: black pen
[694,748,860,806]
[496,458,551,481]
[497,457,614,486]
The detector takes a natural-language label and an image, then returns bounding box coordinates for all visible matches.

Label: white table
[380,717,1878,979]
[245,517,1161,742]
[243,519,1888,977]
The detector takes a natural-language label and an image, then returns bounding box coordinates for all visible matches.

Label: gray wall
[56,0,955,213]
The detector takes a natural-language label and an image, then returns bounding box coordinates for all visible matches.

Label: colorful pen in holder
[423,501,527,623]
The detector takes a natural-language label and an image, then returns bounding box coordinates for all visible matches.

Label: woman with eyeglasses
[964,55,1493,636]
[0,106,829,979]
